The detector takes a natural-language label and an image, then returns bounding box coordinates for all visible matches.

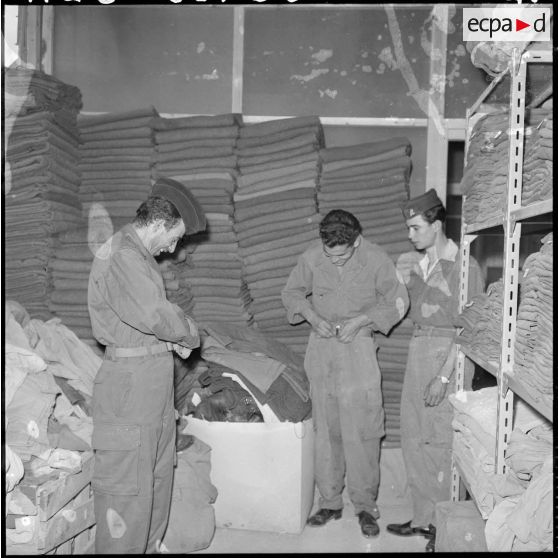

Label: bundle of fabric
[4,68,83,320]
[448,386,550,520]
[521,110,552,206]
[455,279,504,362]
[461,108,550,227]
[5,300,98,549]
[200,323,312,423]
[317,136,413,446]
[234,116,324,354]
[78,106,159,231]
[5,300,98,461]
[513,232,552,409]
[151,115,251,326]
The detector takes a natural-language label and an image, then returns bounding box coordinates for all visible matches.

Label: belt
[413,324,456,339]
[105,341,173,359]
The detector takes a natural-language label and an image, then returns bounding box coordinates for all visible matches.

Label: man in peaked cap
[88,178,206,553]
[387,189,484,551]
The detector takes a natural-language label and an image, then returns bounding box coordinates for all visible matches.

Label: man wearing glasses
[282,209,408,538]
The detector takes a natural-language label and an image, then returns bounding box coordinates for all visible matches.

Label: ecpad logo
[463,7,551,42]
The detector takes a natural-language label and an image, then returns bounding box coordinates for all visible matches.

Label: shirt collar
[418,238,458,278]
[122,223,152,260]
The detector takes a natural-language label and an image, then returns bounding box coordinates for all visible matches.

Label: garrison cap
[151,177,206,234]
[401,188,444,219]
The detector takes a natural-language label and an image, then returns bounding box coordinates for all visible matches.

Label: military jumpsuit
[88,224,199,554]
[396,239,484,527]
[282,238,408,517]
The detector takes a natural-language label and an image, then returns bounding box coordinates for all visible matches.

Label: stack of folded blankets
[152,114,251,326]
[317,137,412,256]
[234,116,324,355]
[449,386,552,529]
[48,226,99,353]
[3,66,83,320]
[514,232,553,411]
[375,319,414,448]
[521,109,553,206]
[462,108,550,227]
[455,279,504,363]
[317,136,413,447]
[77,106,159,231]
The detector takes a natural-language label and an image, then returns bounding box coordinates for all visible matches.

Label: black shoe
[306,508,342,527]
[357,511,380,538]
[425,523,436,551]
[386,520,433,537]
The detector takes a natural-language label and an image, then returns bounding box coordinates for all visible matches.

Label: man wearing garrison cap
[386,189,485,551]
[88,177,206,554]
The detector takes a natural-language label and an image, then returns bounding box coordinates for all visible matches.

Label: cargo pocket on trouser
[92,423,141,495]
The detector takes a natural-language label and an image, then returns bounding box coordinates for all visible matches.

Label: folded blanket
[239,116,321,139]
[77,106,158,127]
[152,113,242,130]
[320,137,411,163]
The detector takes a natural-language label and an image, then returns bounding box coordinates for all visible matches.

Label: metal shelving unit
[450,47,553,504]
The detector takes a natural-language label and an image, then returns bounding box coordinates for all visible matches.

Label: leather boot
[357,511,380,538]
[306,508,342,527]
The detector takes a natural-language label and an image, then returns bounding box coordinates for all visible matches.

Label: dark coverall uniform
[396,239,484,527]
[282,238,408,518]
[88,224,199,554]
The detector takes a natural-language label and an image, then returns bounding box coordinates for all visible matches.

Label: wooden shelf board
[505,374,553,423]
[512,198,553,223]
[460,345,500,378]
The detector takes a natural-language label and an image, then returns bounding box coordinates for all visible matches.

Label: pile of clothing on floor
[4,300,99,548]
[175,323,312,424]
[449,386,553,551]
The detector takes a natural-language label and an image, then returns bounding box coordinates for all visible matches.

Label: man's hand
[302,308,334,338]
[337,315,368,343]
[172,344,192,360]
[423,376,447,407]
[314,318,335,338]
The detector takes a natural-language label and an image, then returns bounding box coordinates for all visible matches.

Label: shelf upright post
[450,101,480,502]
[495,48,527,474]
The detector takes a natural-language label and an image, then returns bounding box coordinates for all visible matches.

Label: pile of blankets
[4,66,83,320]
[455,279,504,364]
[234,116,324,355]
[317,136,413,448]
[77,106,159,231]
[462,108,551,227]
[5,300,99,548]
[48,226,99,352]
[449,386,553,551]
[514,232,552,411]
[521,110,553,206]
[317,136,412,257]
[151,114,251,325]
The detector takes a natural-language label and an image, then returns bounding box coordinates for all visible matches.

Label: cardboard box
[184,417,314,534]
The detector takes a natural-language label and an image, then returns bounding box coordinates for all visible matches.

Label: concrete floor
[194,448,430,554]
